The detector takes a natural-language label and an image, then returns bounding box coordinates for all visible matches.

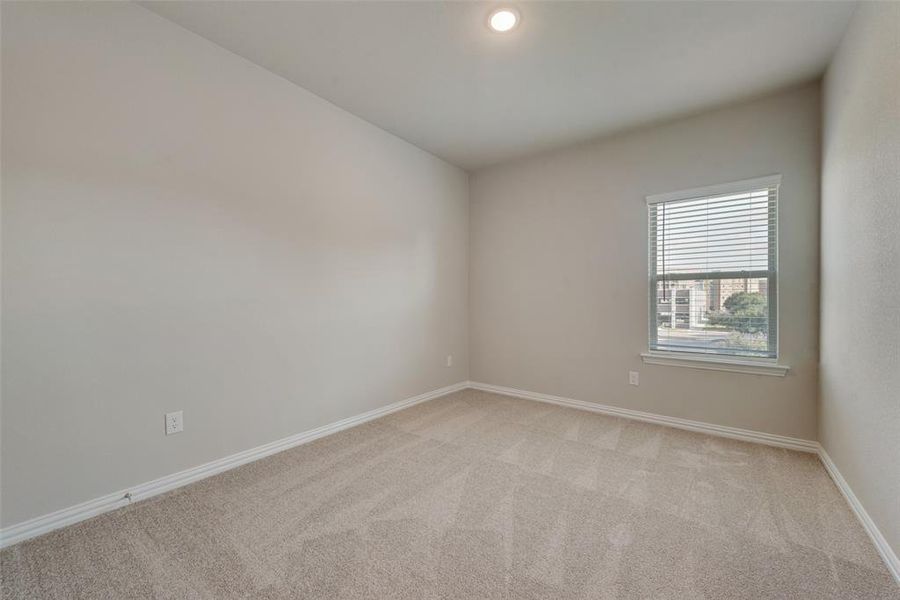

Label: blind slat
[654,195,774,218]
[653,230,772,247]
[652,213,771,230]
[654,198,774,217]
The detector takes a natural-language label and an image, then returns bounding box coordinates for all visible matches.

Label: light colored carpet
[2,389,897,599]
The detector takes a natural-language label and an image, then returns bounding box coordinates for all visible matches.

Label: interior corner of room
[1,0,898,597]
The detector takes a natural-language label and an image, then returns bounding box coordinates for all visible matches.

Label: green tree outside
[708,291,768,333]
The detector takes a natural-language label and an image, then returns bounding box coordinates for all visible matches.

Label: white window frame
[641,175,789,377]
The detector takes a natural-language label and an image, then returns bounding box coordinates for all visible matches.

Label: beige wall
[0,2,469,528]
[820,2,900,559]
[470,85,821,440]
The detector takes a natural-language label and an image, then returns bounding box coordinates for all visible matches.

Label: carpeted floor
[2,389,898,599]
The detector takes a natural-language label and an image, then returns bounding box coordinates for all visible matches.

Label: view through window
[648,176,779,358]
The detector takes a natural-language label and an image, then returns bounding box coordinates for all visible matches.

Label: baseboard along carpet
[2,389,897,599]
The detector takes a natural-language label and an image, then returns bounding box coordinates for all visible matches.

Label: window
[647,175,779,360]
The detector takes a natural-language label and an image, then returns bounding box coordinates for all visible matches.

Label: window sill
[640,351,790,377]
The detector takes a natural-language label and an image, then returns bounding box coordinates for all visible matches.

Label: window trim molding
[640,351,790,377]
[645,174,783,205]
[646,174,783,362]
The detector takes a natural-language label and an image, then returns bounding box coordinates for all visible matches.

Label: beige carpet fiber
[2,390,898,599]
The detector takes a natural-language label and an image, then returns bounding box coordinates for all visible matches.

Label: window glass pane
[653,277,772,357]
[649,179,778,358]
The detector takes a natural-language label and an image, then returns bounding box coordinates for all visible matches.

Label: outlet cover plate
[165,411,183,435]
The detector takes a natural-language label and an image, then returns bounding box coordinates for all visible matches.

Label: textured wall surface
[1,2,469,527]
[820,1,900,561]
[470,85,821,440]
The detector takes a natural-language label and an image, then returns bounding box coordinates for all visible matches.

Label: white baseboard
[467,381,819,453]
[0,381,468,549]
[817,446,900,585]
[5,379,897,588]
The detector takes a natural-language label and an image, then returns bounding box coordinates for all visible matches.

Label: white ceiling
[142,1,856,171]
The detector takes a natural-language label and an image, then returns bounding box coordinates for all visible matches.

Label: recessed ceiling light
[488,8,519,33]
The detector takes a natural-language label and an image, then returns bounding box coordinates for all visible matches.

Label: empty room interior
[1,1,899,598]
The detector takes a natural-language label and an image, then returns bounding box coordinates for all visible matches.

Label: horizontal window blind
[648,177,778,358]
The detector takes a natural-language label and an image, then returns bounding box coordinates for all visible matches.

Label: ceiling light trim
[487,7,520,33]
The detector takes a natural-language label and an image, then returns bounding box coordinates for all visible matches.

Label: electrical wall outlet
[446,354,453,368]
[165,410,183,435]
[628,371,640,386]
